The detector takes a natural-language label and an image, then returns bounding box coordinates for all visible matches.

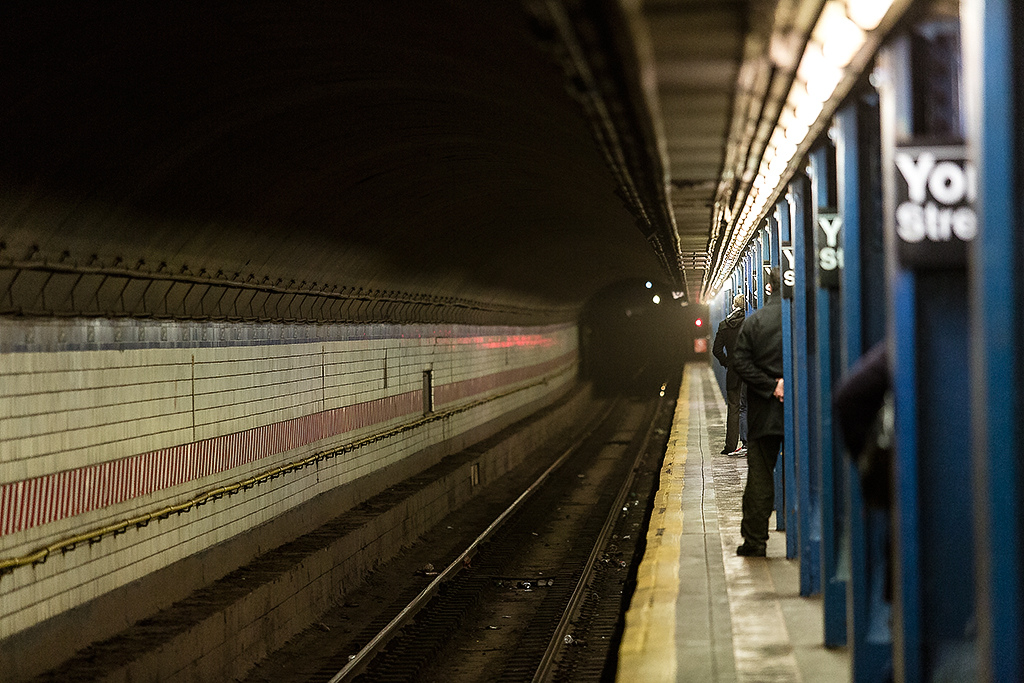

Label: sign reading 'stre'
[893,144,976,268]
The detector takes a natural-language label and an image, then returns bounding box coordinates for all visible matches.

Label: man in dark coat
[713,293,748,455]
[729,268,784,557]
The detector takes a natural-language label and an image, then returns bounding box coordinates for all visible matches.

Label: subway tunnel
[2,1,1023,681]
[0,1,689,324]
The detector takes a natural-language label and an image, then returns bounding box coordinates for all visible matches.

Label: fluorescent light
[817,1,866,67]
[710,0,888,304]
[775,139,798,160]
[785,121,811,143]
[847,0,894,31]
[799,44,844,100]
[794,96,824,125]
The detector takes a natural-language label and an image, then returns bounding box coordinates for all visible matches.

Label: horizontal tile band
[0,351,575,539]
[0,356,576,578]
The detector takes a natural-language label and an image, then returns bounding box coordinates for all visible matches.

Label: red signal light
[695,318,703,327]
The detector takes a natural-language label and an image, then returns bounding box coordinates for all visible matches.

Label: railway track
[316,387,673,683]
[240,378,677,683]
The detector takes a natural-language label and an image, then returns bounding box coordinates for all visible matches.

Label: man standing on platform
[712,293,748,456]
[730,268,784,557]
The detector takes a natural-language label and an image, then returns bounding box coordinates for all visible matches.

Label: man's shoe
[720,448,731,455]
[726,446,747,456]
[736,543,766,557]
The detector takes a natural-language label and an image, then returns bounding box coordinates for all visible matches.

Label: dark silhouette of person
[730,269,783,557]
[713,293,748,455]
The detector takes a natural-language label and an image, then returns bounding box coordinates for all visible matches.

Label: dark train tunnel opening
[579,278,709,398]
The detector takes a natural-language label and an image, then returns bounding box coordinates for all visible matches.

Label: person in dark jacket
[833,340,893,601]
[833,341,891,510]
[729,269,784,557]
[713,293,748,455]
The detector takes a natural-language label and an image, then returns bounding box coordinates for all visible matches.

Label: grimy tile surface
[618,364,849,682]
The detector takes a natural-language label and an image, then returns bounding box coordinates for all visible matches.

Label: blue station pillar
[835,91,893,682]
[778,195,799,559]
[879,8,976,680]
[963,0,1022,679]
[790,171,821,596]
[809,140,846,643]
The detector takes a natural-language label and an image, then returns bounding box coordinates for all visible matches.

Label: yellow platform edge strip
[616,366,694,681]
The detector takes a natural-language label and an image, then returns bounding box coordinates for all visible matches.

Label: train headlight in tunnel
[645,281,653,289]
[652,295,661,304]
[695,318,703,327]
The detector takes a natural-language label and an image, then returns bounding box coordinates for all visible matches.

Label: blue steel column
[753,233,763,310]
[752,236,758,309]
[791,172,820,595]
[835,96,893,682]
[778,197,799,558]
[766,216,785,532]
[810,142,845,644]
[740,259,748,314]
[749,245,757,309]
[880,21,975,681]
[964,1,1021,679]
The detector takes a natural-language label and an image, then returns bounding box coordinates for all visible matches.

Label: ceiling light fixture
[799,45,844,100]
[793,95,825,126]
[848,0,895,31]
[704,0,902,301]
[785,122,811,143]
[817,1,866,67]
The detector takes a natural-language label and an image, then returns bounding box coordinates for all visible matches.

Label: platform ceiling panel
[641,0,746,300]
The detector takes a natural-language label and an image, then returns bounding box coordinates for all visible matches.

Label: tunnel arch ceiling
[0,2,695,327]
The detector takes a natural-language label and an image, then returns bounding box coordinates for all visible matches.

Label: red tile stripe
[0,351,576,537]
[433,352,575,407]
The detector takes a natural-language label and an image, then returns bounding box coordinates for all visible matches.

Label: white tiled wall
[0,319,576,640]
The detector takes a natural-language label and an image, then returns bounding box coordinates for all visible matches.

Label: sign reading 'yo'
[893,144,977,268]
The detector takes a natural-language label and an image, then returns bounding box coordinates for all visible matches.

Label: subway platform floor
[617,363,849,682]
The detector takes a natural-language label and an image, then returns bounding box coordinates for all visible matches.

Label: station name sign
[816,212,842,289]
[893,144,976,268]
[780,240,794,299]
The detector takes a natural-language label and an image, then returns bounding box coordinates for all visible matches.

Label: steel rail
[531,387,666,682]
[326,399,620,683]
